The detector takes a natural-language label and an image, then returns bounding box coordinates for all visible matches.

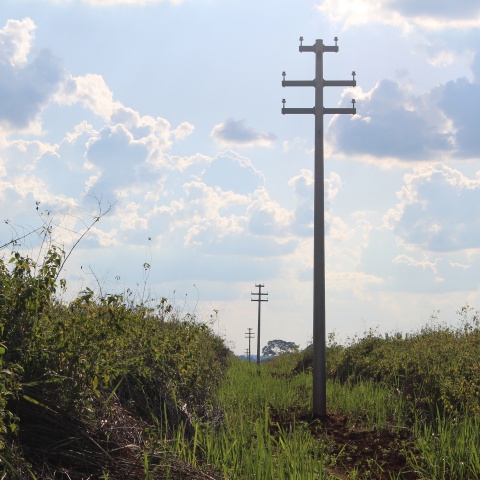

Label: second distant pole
[251,284,268,366]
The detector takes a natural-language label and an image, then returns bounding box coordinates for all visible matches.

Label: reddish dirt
[271,410,419,479]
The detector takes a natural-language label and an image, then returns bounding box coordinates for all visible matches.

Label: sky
[1,0,480,354]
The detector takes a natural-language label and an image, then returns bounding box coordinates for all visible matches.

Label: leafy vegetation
[0,245,229,478]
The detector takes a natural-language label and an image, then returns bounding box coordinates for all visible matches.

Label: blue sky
[1,0,480,353]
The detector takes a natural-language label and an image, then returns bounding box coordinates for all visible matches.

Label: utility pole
[282,37,356,417]
[251,284,268,367]
[245,327,255,363]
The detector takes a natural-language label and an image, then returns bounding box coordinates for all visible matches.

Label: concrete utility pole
[245,327,255,363]
[282,37,356,417]
[251,284,268,366]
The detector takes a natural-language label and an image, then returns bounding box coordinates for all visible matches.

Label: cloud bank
[328,54,480,162]
[317,0,480,29]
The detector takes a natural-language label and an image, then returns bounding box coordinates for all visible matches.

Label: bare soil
[271,410,419,479]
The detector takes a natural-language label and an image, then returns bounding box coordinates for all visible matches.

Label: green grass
[165,359,328,479]
[408,412,480,479]
[327,379,407,430]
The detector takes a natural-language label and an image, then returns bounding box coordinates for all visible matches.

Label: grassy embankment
[1,247,480,478]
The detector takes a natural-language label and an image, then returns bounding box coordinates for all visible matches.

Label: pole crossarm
[299,35,339,54]
[324,79,356,87]
[282,80,355,88]
[299,45,338,53]
[282,107,315,115]
[282,80,315,87]
[324,107,356,115]
[250,295,269,301]
[282,62,357,117]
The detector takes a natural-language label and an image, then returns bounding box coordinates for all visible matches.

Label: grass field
[1,247,480,478]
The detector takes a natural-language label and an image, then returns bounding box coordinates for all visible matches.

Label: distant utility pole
[282,37,356,417]
[251,284,268,367]
[245,327,255,363]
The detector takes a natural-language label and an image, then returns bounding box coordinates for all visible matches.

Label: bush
[328,313,480,419]
[0,248,230,477]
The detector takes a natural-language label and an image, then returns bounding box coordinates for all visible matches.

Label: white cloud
[328,271,384,301]
[436,75,480,158]
[56,76,183,159]
[327,75,480,162]
[119,201,148,231]
[211,118,277,148]
[388,0,480,26]
[357,226,480,294]
[0,18,64,133]
[331,46,480,163]
[387,163,480,252]
[201,151,265,194]
[173,121,195,141]
[317,0,480,30]
[57,74,120,121]
[392,253,439,273]
[247,187,292,237]
[0,18,36,67]
[286,170,344,238]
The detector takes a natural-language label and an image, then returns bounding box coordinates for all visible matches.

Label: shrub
[0,247,230,477]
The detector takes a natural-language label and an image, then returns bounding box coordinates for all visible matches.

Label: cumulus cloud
[0,17,35,66]
[327,75,480,161]
[330,46,480,163]
[201,151,264,194]
[388,0,480,25]
[173,121,195,141]
[359,227,480,293]
[328,80,453,160]
[0,18,64,132]
[0,13,350,295]
[211,118,276,148]
[247,187,291,237]
[286,170,344,237]
[386,163,480,252]
[85,123,151,200]
[57,74,121,121]
[317,0,480,30]
[143,173,295,259]
[436,74,480,158]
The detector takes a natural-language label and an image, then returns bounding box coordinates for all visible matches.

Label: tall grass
[218,359,311,418]
[408,412,480,479]
[167,359,327,479]
[166,329,480,479]
[172,408,327,479]
[327,379,407,430]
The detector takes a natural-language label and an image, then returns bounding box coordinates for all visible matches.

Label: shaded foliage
[295,311,480,420]
[0,248,230,478]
